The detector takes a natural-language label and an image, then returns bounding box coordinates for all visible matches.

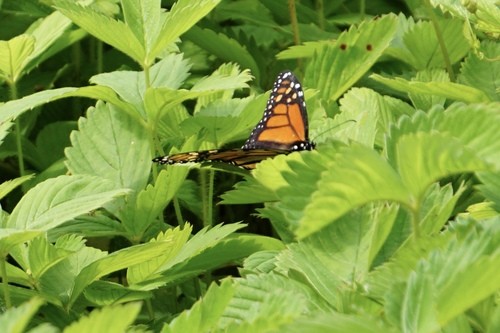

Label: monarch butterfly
[153,71,314,169]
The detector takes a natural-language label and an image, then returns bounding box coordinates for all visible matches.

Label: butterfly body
[153,71,314,170]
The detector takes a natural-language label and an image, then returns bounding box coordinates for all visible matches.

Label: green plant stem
[96,40,104,74]
[0,257,12,308]
[425,0,455,81]
[173,197,185,228]
[288,0,302,69]
[360,0,366,20]
[200,169,215,228]
[145,298,155,321]
[316,0,325,30]
[8,81,25,177]
[411,205,421,240]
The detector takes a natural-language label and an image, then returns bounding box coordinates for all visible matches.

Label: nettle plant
[0,0,499,332]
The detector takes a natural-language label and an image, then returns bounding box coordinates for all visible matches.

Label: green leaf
[23,11,73,73]
[7,175,128,230]
[388,17,470,70]
[0,297,45,333]
[54,0,146,64]
[63,302,141,333]
[278,204,397,306]
[401,265,440,333]
[184,26,260,81]
[409,69,449,110]
[90,53,191,118]
[35,121,76,169]
[0,229,43,258]
[149,0,221,64]
[126,226,193,285]
[123,168,189,238]
[38,246,107,307]
[162,279,235,333]
[0,35,35,82]
[0,86,135,126]
[459,40,500,102]
[69,237,180,307]
[282,312,395,333]
[83,281,151,306]
[65,102,151,192]
[477,171,500,211]
[370,74,490,103]
[395,132,489,200]
[0,174,34,201]
[334,88,382,147]
[297,145,410,239]
[304,13,398,101]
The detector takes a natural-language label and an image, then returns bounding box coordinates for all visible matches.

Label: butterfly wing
[152,148,287,170]
[242,71,314,151]
[153,70,314,169]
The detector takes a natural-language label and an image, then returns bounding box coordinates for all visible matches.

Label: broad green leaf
[83,281,151,306]
[222,291,306,332]
[409,69,449,110]
[477,172,500,211]
[184,26,260,81]
[54,0,145,64]
[121,0,161,53]
[277,203,397,307]
[335,88,381,147]
[63,302,141,333]
[221,273,324,327]
[304,13,398,101]
[389,17,470,70]
[282,312,396,333]
[0,35,34,82]
[0,86,135,125]
[0,297,44,333]
[370,74,490,103]
[0,229,43,258]
[431,0,500,36]
[162,279,235,333]
[0,119,12,145]
[65,102,151,192]
[277,40,334,60]
[8,235,86,285]
[297,145,410,239]
[0,174,33,200]
[132,231,281,290]
[7,175,128,230]
[145,67,251,121]
[460,40,499,101]
[149,0,222,64]
[69,237,180,307]
[127,226,192,285]
[419,183,466,235]
[395,132,489,201]
[401,265,440,333]
[37,246,107,307]
[123,168,189,239]
[23,11,73,73]
[90,53,191,118]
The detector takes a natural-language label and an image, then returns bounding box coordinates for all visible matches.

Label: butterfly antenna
[312,119,357,142]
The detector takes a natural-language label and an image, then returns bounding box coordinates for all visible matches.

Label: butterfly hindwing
[153,70,314,170]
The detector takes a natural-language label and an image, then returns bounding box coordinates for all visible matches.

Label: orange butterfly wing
[153,71,314,169]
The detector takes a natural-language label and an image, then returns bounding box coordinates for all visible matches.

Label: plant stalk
[0,258,12,308]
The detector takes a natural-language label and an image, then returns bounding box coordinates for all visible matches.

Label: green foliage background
[0,0,499,332]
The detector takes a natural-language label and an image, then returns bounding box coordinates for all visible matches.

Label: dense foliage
[0,0,499,332]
